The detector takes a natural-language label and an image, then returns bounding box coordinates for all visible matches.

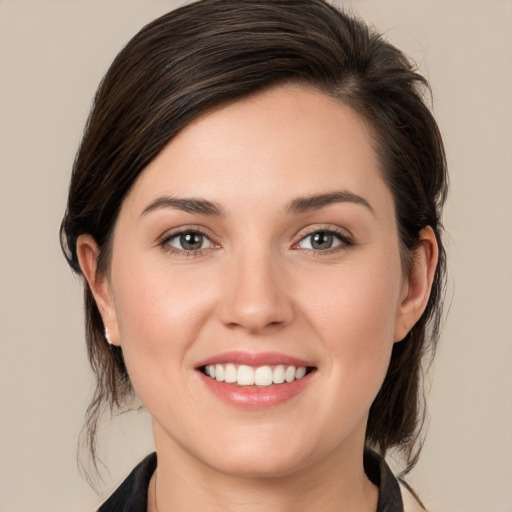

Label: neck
[149,425,378,512]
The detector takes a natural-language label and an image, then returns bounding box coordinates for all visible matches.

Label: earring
[104,327,112,345]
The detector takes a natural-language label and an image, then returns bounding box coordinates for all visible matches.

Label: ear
[76,234,120,346]
[394,226,438,342]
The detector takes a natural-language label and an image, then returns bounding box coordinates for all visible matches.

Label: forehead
[121,85,392,218]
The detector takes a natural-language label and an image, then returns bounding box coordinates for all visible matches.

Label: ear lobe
[394,226,438,342]
[76,234,120,346]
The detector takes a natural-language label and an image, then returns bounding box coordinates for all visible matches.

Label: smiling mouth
[200,364,316,387]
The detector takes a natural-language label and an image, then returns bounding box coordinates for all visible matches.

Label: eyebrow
[140,196,225,217]
[286,191,374,215]
[140,190,373,218]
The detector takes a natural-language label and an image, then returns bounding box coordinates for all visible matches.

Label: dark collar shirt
[98,450,414,512]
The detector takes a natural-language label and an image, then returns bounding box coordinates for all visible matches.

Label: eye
[296,230,350,251]
[163,230,215,252]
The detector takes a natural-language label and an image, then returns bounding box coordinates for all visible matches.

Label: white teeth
[204,363,310,387]
[224,363,237,383]
[237,365,255,385]
[215,364,224,382]
[295,366,307,379]
[285,365,296,383]
[254,366,273,386]
[273,365,285,384]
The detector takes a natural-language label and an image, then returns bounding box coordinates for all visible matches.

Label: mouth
[195,352,317,409]
[200,363,316,387]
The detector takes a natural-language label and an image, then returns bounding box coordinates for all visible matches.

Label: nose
[217,250,294,334]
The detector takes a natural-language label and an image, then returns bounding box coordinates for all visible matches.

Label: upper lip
[195,351,315,368]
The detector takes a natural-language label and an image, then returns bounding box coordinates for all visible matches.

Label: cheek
[303,255,403,392]
[109,258,217,396]
[108,268,218,442]
[113,257,212,341]
[308,259,401,335]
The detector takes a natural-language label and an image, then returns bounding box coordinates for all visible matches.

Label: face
[85,85,423,478]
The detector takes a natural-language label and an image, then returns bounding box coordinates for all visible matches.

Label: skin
[78,85,438,512]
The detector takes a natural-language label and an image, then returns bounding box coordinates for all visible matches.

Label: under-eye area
[199,364,317,387]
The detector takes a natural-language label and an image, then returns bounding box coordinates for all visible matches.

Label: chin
[198,430,322,479]
[209,452,309,480]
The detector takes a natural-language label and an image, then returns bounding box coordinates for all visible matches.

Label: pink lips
[196,351,316,409]
[196,351,313,368]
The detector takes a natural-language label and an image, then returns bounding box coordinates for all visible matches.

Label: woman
[60,0,447,510]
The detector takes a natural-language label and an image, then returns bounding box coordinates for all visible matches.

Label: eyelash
[294,227,353,254]
[158,226,353,257]
[159,228,217,257]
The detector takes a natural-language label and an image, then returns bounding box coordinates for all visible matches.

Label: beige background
[1,1,511,511]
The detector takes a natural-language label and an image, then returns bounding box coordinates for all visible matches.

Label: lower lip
[199,371,315,409]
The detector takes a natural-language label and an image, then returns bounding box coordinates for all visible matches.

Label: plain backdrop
[1,1,511,511]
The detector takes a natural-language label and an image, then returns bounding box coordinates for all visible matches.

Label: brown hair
[60,0,447,478]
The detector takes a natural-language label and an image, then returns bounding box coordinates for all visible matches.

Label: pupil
[312,232,332,250]
[181,232,203,250]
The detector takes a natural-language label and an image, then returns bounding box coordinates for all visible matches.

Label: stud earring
[104,327,112,345]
